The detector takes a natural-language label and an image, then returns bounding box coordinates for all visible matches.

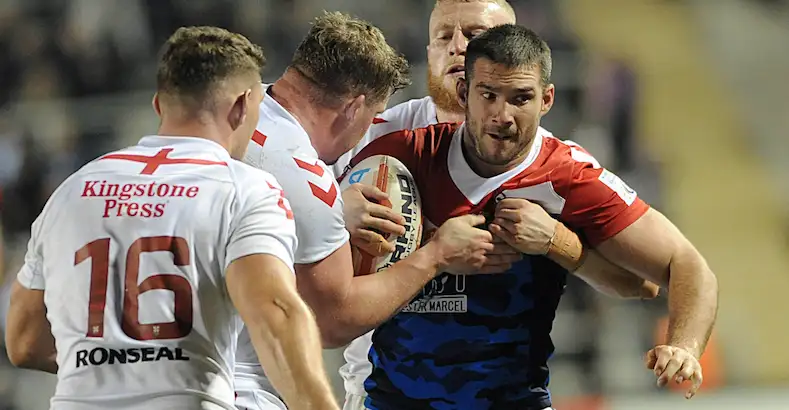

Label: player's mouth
[486,132,514,141]
[446,64,465,78]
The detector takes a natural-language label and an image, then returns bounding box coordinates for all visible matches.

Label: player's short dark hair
[465,24,552,86]
[157,26,265,111]
[290,11,411,106]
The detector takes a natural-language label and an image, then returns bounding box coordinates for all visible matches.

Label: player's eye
[512,95,531,106]
[481,92,496,101]
[467,30,485,39]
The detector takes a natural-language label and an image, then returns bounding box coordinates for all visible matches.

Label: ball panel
[340,155,423,275]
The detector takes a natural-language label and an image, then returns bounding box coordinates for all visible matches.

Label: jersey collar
[447,123,545,205]
[257,83,317,156]
[138,135,232,160]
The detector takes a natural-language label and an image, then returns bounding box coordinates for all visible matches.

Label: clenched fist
[488,198,556,255]
[430,214,495,274]
[646,345,703,399]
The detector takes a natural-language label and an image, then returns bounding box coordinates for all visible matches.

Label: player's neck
[435,108,465,124]
[157,120,231,153]
[461,127,534,179]
[270,70,340,153]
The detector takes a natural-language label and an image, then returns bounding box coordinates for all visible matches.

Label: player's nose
[490,102,515,127]
[448,30,468,56]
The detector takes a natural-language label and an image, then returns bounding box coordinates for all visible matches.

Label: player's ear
[229,89,252,130]
[540,83,555,117]
[456,77,469,109]
[344,94,366,123]
[152,93,162,117]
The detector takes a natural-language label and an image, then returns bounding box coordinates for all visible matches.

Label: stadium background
[0,0,787,408]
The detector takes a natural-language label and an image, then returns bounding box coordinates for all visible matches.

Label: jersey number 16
[74,236,193,340]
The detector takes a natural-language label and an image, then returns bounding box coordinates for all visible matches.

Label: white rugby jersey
[16,136,297,410]
[236,85,350,404]
[335,96,438,396]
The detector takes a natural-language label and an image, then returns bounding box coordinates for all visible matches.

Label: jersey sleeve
[338,123,456,186]
[269,152,350,265]
[17,213,46,290]
[226,175,298,273]
[555,146,650,246]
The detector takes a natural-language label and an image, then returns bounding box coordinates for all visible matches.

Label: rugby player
[334,2,660,408]
[5,27,338,410]
[339,24,718,409]
[236,11,520,410]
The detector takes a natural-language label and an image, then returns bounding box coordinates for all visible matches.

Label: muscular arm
[5,281,57,374]
[576,250,660,299]
[227,254,336,410]
[491,198,659,299]
[547,223,660,299]
[296,240,445,348]
[595,208,718,357]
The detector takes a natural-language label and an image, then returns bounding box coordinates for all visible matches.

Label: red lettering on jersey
[100,148,227,175]
[294,158,338,207]
[252,130,268,147]
[266,181,294,220]
[372,117,387,124]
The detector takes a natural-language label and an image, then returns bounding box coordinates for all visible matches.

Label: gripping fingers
[494,208,523,223]
[355,183,389,201]
[474,228,494,243]
[674,359,696,384]
[489,241,522,257]
[367,203,407,226]
[351,230,394,256]
[687,369,703,399]
[645,349,658,369]
[673,358,703,399]
[652,348,672,377]
[658,357,683,387]
[362,214,406,236]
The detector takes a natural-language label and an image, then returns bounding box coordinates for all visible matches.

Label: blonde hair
[290,11,410,106]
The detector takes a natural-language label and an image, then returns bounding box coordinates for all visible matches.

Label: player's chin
[480,142,519,164]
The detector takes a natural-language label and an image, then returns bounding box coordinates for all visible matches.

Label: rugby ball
[339,155,423,275]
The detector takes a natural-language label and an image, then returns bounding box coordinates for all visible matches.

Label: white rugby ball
[339,155,423,275]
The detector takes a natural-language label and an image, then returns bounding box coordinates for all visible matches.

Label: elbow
[314,311,353,348]
[703,267,719,301]
[669,249,718,292]
[5,320,37,369]
[321,329,350,349]
[6,340,37,369]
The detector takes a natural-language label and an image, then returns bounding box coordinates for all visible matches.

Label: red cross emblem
[100,148,228,175]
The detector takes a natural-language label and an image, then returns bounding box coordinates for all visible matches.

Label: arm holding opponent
[489,198,659,299]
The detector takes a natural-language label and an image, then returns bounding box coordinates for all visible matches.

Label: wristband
[545,223,587,272]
